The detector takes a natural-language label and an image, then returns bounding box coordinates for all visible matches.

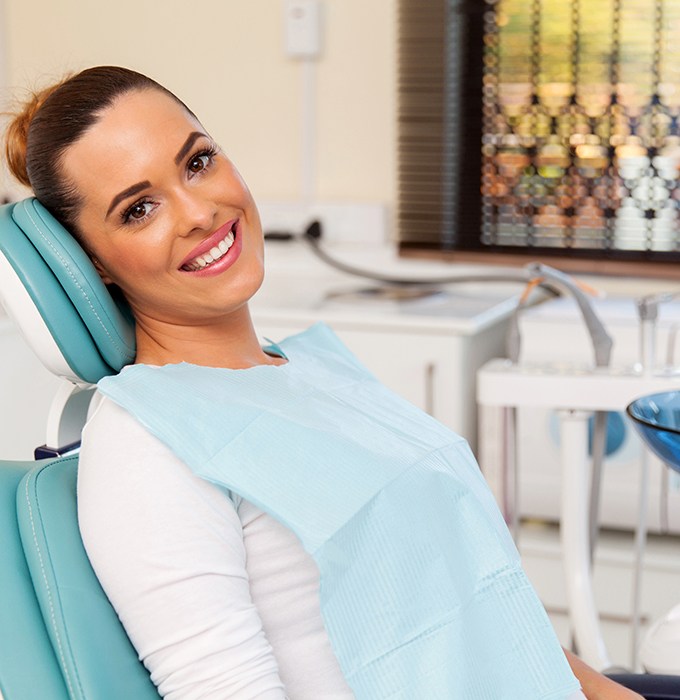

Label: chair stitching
[24,206,128,358]
[24,469,83,699]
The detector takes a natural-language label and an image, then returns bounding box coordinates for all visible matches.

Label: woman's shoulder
[83,393,155,442]
[80,393,170,470]
[83,392,146,436]
[78,395,240,510]
[79,394,176,487]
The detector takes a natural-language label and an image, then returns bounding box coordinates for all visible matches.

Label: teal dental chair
[0,198,159,699]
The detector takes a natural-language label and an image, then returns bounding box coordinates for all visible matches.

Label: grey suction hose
[302,227,533,287]
[302,230,613,366]
[300,229,608,354]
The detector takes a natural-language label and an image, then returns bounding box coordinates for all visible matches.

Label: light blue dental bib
[98,323,579,699]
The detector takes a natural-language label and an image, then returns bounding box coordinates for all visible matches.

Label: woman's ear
[91,256,114,286]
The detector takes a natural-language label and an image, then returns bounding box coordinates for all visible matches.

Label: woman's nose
[174,190,217,236]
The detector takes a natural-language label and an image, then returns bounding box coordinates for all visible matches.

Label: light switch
[285,0,322,59]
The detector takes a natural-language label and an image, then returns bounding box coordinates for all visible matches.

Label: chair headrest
[0,198,136,385]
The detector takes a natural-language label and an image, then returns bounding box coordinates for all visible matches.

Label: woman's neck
[131,305,285,369]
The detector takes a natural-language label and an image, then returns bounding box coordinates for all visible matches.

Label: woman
[4,66,646,699]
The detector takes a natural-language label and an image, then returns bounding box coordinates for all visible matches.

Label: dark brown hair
[4,66,193,236]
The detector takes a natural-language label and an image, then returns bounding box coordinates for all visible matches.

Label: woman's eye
[123,200,155,223]
[188,153,211,174]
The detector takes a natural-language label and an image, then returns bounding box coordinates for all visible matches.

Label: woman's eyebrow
[104,132,207,220]
[106,181,152,220]
[174,131,206,165]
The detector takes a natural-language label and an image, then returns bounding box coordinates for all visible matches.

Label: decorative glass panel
[481,0,680,253]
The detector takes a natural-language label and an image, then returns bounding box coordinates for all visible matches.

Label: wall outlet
[284,0,322,59]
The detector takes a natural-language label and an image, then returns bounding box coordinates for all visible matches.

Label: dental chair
[0,198,159,699]
[0,197,677,700]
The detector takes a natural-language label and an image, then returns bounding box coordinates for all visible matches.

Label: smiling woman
[56,87,268,368]
[2,66,645,700]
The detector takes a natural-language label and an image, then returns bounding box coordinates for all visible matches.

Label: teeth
[182,229,236,271]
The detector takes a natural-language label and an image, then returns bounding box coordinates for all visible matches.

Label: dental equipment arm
[299,224,613,371]
[524,263,612,369]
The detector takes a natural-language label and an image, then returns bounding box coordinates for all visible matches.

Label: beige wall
[2,0,396,211]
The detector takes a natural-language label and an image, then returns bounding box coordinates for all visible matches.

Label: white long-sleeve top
[77,397,354,699]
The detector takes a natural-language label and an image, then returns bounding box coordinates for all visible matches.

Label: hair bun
[3,66,175,232]
[4,82,65,188]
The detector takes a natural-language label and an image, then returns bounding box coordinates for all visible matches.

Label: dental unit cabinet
[485,296,680,535]
[478,293,680,672]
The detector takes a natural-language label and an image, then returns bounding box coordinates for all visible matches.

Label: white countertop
[252,240,524,335]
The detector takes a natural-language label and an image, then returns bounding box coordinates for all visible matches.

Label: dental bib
[98,323,579,699]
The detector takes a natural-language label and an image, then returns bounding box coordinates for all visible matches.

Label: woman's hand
[563,649,645,699]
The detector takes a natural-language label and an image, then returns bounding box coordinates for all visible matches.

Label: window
[398,0,680,265]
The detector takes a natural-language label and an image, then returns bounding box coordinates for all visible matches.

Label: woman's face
[61,88,265,328]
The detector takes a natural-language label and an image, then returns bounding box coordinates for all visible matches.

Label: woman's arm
[564,649,644,700]
[78,399,287,699]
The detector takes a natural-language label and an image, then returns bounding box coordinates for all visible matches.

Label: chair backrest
[0,198,135,385]
[0,200,159,698]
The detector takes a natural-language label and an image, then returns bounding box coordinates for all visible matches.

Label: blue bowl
[627,391,680,473]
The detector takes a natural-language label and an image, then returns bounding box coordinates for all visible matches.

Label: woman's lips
[179,219,238,268]
[179,219,243,276]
